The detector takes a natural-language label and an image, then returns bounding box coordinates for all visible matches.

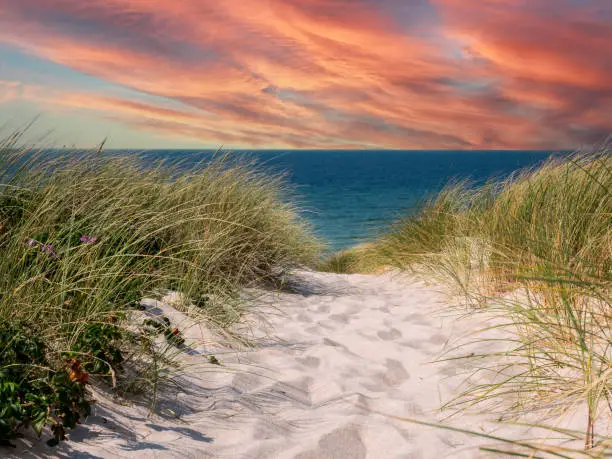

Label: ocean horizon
[119,149,568,250]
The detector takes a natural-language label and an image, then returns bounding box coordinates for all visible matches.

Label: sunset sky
[0,0,610,149]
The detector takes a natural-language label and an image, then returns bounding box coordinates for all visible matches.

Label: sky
[0,0,610,150]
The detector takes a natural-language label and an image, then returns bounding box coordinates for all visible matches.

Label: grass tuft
[367,148,611,453]
[0,133,320,445]
[316,244,383,274]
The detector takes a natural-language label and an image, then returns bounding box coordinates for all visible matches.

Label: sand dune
[10,271,591,458]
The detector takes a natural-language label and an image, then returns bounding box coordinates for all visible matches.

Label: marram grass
[362,148,611,454]
[0,135,320,445]
[316,243,384,274]
[0,140,320,328]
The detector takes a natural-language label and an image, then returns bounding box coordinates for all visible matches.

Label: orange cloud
[0,0,610,148]
[433,0,612,145]
[0,81,23,104]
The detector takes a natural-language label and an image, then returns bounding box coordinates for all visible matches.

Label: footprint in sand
[377,327,402,341]
[381,359,410,386]
[297,312,313,323]
[403,312,430,325]
[329,313,350,324]
[362,359,410,392]
[295,425,366,459]
[429,333,448,345]
[296,355,321,368]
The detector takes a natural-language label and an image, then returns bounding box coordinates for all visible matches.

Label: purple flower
[80,235,97,245]
[27,239,38,248]
[42,244,56,257]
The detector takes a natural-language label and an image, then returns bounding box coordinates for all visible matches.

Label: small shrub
[70,324,124,375]
[0,326,92,447]
[142,317,185,348]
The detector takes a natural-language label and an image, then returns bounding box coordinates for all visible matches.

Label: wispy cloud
[0,0,609,148]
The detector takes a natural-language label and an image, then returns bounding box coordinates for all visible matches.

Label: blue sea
[137,150,564,251]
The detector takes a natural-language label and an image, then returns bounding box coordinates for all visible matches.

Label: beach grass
[316,244,384,274]
[0,134,320,445]
[364,148,611,453]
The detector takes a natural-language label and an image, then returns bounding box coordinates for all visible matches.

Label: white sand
[10,271,598,458]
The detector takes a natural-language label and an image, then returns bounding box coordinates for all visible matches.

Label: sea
[134,150,564,251]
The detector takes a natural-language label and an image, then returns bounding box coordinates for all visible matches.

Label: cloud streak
[0,0,610,148]
[0,81,22,104]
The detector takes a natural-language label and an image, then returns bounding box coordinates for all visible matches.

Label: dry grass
[316,243,385,274]
[0,132,321,432]
[364,148,611,454]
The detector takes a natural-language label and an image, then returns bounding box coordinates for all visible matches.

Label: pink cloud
[0,0,609,148]
[0,81,24,104]
[433,0,612,145]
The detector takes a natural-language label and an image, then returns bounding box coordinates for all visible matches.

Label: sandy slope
[8,271,590,458]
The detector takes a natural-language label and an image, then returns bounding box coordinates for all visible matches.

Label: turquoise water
[138,150,563,250]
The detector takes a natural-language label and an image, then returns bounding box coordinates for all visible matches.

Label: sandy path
[10,271,551,458]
